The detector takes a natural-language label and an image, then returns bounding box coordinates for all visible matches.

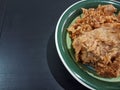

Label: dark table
[0,0,89,90]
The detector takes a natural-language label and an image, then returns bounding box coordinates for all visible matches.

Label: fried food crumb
[67,5,120,78]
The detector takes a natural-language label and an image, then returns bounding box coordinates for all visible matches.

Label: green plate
[55,0,120,89]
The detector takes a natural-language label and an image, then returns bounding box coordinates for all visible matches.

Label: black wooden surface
[0,0,95,90]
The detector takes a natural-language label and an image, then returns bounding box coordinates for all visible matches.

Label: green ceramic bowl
[55,0,120,89]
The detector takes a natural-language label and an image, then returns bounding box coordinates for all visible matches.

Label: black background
[0,0,97,90]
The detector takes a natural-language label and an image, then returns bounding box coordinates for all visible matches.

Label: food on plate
[67,4,120,78]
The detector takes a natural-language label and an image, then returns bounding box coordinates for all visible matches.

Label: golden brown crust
[68,5,120,78]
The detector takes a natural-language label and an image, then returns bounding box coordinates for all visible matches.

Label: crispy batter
[68,5,120,78]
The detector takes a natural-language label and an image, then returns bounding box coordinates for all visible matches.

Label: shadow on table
[46,32,88,90]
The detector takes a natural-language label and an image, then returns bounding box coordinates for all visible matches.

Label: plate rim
[55,0,94,89]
